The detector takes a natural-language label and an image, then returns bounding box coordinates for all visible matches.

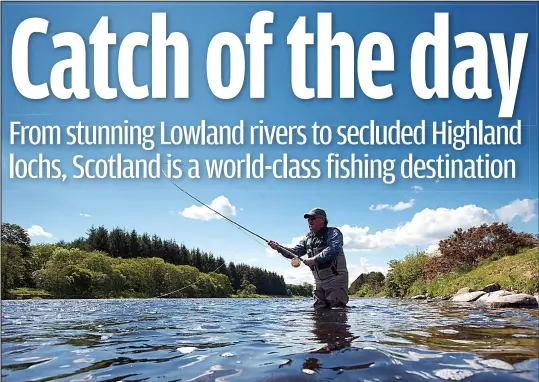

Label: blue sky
[2,1,538,285]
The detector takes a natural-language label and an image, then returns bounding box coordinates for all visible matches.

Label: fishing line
[160,169,302,260]
[153,170,304,298]
[154,260,228,298]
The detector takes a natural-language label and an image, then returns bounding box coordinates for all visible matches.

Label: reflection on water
[1,298,538,381]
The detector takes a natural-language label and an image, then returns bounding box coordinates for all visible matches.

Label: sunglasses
[307,216,319,221]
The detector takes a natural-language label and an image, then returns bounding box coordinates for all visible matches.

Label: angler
[268,208,349,309]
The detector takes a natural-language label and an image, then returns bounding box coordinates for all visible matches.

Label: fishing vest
[305,227,348,282]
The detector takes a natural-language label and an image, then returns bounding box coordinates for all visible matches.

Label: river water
[2,298,538,382]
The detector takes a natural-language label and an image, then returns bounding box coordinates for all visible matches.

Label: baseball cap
[303,208,327,219]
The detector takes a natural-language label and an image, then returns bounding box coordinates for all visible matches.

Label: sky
[2,1,538,286]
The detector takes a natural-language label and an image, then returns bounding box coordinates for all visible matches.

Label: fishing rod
[161,169,304,265]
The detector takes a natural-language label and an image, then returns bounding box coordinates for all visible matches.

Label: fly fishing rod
[161,170,305,266]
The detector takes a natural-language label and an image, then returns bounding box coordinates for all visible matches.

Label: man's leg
[324,273,349,308]
[313,284,328,309]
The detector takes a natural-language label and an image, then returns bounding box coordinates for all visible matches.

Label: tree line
[1,222,313,299]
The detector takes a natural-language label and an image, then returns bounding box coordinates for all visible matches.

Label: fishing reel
[291,257,302,268]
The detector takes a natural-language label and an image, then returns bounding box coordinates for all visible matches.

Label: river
[2,297,538,381]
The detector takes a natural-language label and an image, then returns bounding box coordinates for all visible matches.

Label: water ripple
[1,297,538,381]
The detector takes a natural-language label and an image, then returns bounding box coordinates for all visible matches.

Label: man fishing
[268,208,349,309]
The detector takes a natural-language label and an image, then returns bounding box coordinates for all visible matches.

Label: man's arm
[273,237,307,259]
[311,228,343,264]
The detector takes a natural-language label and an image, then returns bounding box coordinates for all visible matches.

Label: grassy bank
[6,288,54,299]
[351,247,539,299]
[415,247,539,298]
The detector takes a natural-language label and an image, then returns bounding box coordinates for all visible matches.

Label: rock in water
[477,290,514,302]
[450,291,486,302]
[485,293,538,308]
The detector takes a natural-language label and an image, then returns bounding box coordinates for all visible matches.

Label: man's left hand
[303,258,316,267]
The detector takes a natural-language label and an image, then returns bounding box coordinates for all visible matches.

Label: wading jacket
[280,226,348,282]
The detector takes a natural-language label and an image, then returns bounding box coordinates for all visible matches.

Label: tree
[1,243,25,298]
[1,222,33,286]
[239,279,257,295]
[2,222,31,252]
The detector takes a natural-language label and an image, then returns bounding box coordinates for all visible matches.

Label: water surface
[2,298,538,381]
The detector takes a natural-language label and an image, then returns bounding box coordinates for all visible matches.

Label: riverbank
[415,247,538,298]
[351,247,539,302]
[4,288,308,300]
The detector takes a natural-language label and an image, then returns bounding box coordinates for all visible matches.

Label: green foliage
[286,282,313,297]
[2,221,290,298]
[238,279,257,296]
[30,246,235,298]
[424,247,539,296]
[2,222,33,286]
[2,222,31,250]
[384,251,429,297]
[1,243,25,298]
[349,271,385,296]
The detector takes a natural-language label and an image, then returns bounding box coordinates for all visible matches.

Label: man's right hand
[267,240,279,250]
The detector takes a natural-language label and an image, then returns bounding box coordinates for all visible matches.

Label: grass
[423,247,539,297]
[7,288,54,299]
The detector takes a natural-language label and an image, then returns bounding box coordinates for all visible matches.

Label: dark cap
[304,208,327,219]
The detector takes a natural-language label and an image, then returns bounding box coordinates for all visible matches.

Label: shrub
[384,251,429,297]
[425,223,538,279]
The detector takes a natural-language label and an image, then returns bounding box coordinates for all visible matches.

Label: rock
[411,295,427,300]
[448,288,538,309]
[480,283,501,293]
[455,287,473,295]
[477,290,514,302]
[482,292,538,308]
[450,291,486,302]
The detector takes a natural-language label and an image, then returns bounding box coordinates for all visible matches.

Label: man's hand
[267,240,279,250]
[303,257,316,267]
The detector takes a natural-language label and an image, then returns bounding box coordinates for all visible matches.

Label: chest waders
[306,227,349,309]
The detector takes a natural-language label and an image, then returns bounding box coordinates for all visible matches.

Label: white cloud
[26,225,53,238]
[412,185,423,191]
[340,205,493,251]
[274,204,496,257]
[180,195,237,221]
[425,244,440,256]
[370,199,415,212]
[495,198,537,223]
[268,263,314,286]
[80,213,90,217]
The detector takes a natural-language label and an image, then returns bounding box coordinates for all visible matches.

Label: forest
[1,222,313,299]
